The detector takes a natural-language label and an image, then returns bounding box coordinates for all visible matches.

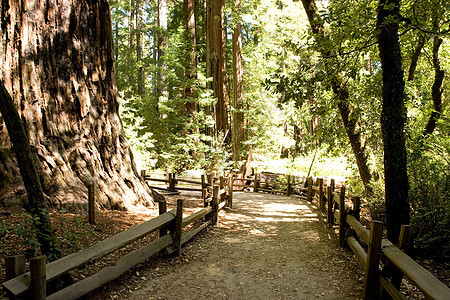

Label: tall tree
[207,0,228,137]
[184,0,198,114]
[377,0,410,242]
[158,0,168,102]
[136,0,145,96]
[232,0,244,161]
[423,1,445,136]
[301,0,373,193]
[0,0,152,211]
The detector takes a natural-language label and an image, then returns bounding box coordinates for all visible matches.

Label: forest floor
[0,191,448,299]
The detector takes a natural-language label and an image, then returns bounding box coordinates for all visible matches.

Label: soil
[124,192,366,300]
[1,191,448,299]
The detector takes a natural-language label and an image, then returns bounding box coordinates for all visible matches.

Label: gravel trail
[126,192,364,300]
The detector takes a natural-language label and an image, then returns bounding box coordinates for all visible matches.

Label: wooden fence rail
[3,183,231,299]
[302,176,450,300]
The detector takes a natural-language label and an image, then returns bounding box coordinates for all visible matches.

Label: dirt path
[125,192,364,300]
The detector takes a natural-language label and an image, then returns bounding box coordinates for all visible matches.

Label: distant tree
[300,0,373,193]
[158,0,169,104]
[207,0,229,138]
[184,0,198,114]
[232,0,244,161]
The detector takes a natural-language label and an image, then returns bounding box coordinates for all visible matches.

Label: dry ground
[124,192,365,300]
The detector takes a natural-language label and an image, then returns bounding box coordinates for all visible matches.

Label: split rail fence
[250,172,449,300]
[3,170,449,299]
[142,170,450,299]
[2,177,230,300]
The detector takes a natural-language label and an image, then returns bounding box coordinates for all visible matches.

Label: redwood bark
[136,0,145,96]
[207,0,228,136]
[301,0,373,193]
[184,0,198,114]
[157,0,168,102]
[232,0,244,161]
[377,0,410,242]
[0,0,152,212]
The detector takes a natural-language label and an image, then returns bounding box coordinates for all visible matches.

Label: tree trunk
[377,0,410,243]
[184,0,198,115]
[423,5,444,136]
[407,34,426,81]
[0,0,153,212]
[136,0,145,96]
[0,82,62,261]
[301,0,373,193]
[207,0,228,137]
[158,0,168,102]
[232,0,244,162]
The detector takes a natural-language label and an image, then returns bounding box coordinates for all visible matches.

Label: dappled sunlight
[218,192,325,241]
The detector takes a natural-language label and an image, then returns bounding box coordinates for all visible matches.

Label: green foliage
[110,0,450,265]
[407,120,450,262]
[15,213,41,258]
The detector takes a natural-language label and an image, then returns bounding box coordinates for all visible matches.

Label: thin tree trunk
[407,34,426,81]
[158,0,168,102]
[423,5,444,136]
[0,82,62,261]
[232,0,244,162]
[377,0,410,243]
[301,0,373,193]
[136,0,145,96]
[184,0,198,114]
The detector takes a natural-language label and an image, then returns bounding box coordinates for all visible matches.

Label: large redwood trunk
[207,0,228,137]
[232,0,244,161]
[0,0,153,212]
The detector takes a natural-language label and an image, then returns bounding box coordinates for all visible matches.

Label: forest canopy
[110,0,449,259]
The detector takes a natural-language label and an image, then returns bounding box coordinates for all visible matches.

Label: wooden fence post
[201,174,206,189]
[287,175,291,196]
[174,199,184,256]
[87,183,95,225]
[158,199,168,237]
[390,225,411,289]
[352,196,361,221]
[207,173,213,188]
[30,255,47,300]
[363,220,383,300]
[140,169,146,179]
[168,173,176,192]
[307,177,313,202]
[254,173,259,192]
[327,186,333,225]
[5,255,26,281]
[330,178,335,191]
[339,186,346,247]
[219,176,224,189]
[212,186,219,225]
[228,174,234,208]
[318,178,324,210]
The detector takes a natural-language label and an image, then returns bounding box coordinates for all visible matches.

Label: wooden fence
[292,176,449,300]
[3,170,449,299]
[2,179,231,300]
